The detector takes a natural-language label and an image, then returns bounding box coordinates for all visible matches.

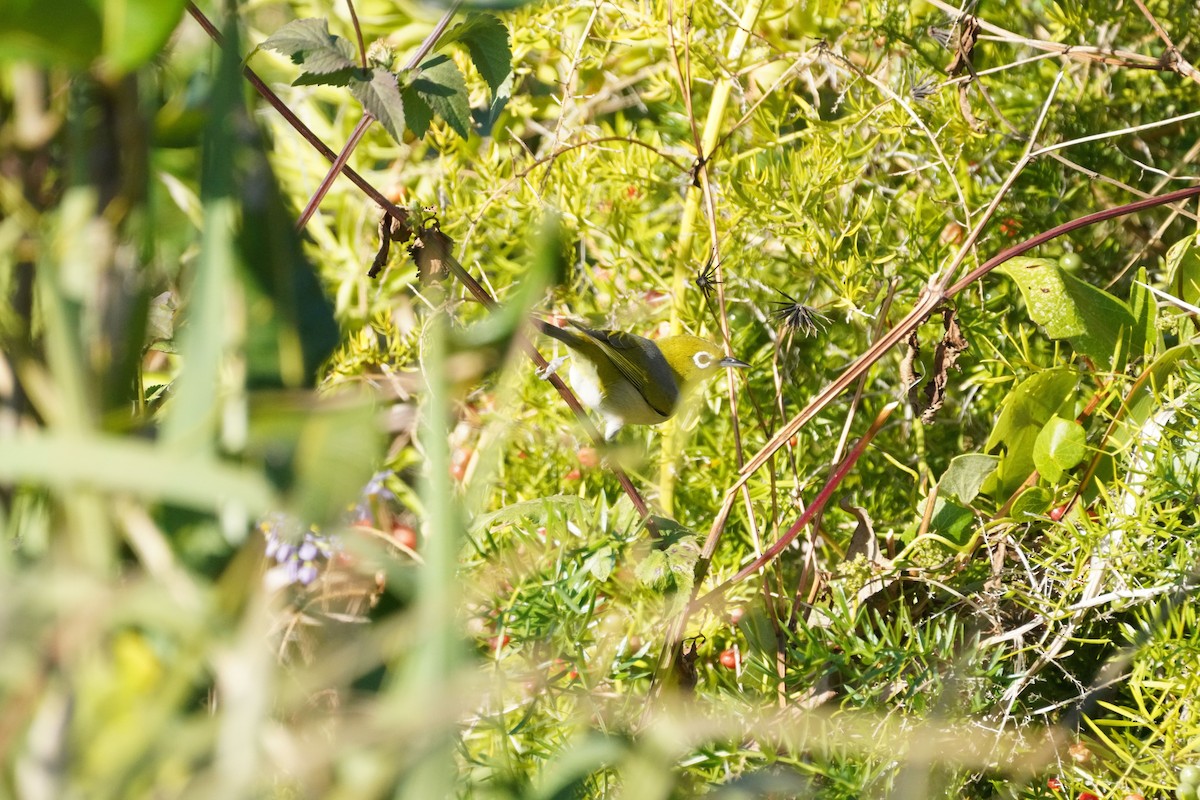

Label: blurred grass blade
[0,432,276,514]
[160,17,243,451]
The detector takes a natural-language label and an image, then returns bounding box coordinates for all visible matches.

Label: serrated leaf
[938,453,999,505]
[401,84,434,137]
[441,13,512,95]
[1033,416,1086,484]
[474,70,512,136]
[293,66,360,88]
[349,67,406,143]
[261,18,357,74]
[635,550,671,591]
[997,257,1135,366]
[411,54,471,139]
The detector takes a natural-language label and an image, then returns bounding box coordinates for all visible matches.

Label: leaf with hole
[998,257,1135,367]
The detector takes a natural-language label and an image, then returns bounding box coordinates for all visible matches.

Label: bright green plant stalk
[660,0,765,514]
[400,306,462,798]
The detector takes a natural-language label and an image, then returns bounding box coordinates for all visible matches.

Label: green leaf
[0,432,275,515]
[350,67,407,143]
[1009,486,1052,520]
[103,0,189,75]
[0,0,101,68]
[411,54,472,139]
[938,453,999,505]
[928,497,974,545]
[737,607,779,659]
[984,368,1079,496]
[1032,416,1087,484]
[400,84,435,139]
[261,18,357,74]
[441,13,512,95]
[998,257,1136,366]
[1,0,186,74]
[635,550,671,591]
[292,67,359,88]
[584,545,615,582]
[1128,267,1158,360]
[236,118,339,389]
[1165,233,1200,310]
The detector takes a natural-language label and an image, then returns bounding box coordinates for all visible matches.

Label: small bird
[533,318,750,439]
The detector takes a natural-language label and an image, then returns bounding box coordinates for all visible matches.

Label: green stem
[660,0,765,514]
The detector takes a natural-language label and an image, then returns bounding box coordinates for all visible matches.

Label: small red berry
[718,648,738,669]
[487,635,510,652]
[565,468,582,481]
[1050,505,1067,521]
[1077,792,1099,800]
[1047,778,1063,792]
[391,523,418,550]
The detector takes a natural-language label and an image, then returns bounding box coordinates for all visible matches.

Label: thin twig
[345,0,367,69]
[186,1,660,535]
[184,3,411,233]
[295,1,463,231]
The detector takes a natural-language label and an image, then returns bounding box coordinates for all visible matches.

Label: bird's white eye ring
[693,351,714,369]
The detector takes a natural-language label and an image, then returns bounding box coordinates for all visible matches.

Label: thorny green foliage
[2,0,1200,798]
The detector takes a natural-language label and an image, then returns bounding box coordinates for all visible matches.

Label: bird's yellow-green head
[535,319,750,439]
[657,334,751,389]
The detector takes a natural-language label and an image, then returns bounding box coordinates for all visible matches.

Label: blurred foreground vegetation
[2,0,1200,797]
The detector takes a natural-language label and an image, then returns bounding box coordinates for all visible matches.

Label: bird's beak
[719,356,750,368]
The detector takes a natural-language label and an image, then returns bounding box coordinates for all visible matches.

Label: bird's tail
[530,317,591,351]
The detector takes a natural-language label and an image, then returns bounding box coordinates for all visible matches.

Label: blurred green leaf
[0,0,101,67]
[0,433,275,513]
[160,18,243,451]
[237,125,339,389]
[0,0,186,74]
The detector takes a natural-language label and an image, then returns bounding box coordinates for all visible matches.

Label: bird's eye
[693,351,714,369]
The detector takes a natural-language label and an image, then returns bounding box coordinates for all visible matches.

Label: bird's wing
[572,324,679,417]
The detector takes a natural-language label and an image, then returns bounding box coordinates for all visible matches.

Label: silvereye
[534,319,750,439]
